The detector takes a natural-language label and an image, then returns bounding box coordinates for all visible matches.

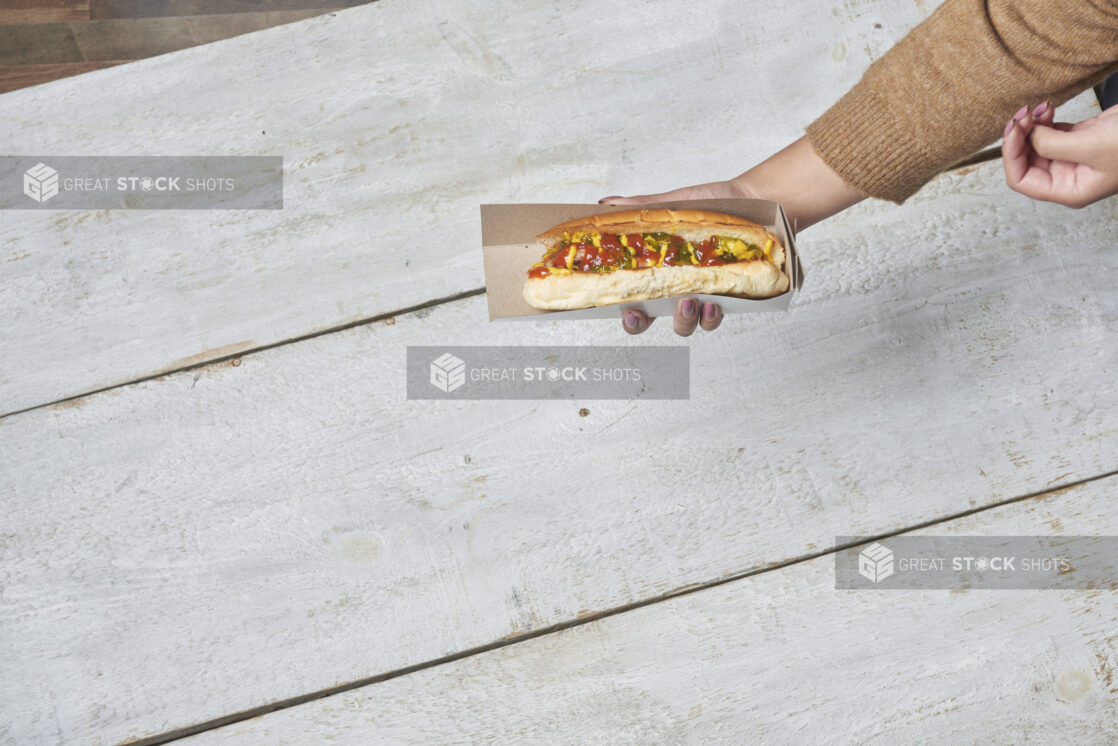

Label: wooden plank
[2,157,1117,743]
[182,477,1118,744]
[0,20,82,64]
[89,0,369,20]
[0,59,125,93]
[63,11,338,61]
[186,10,339,46]
[67,16,203,60]
[0,0,960,415]
[0,1,88,25]
[0,12,344,93]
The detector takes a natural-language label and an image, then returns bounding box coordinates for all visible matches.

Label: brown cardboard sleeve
[479,199,803,321]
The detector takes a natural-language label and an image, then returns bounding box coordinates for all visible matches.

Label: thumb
[1029,125,1097,163]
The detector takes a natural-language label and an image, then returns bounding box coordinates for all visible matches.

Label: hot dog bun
[523,208,789,310]
[523,260,788,310]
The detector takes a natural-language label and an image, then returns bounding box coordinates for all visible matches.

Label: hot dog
[522,208,789,310]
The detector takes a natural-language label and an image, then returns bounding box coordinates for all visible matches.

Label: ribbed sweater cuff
[805,85,934,205]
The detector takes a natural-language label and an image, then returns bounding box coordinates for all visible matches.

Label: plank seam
[119,466,1118,746]
[0,286,486,421]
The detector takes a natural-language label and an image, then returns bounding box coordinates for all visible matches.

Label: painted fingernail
[1033,101,1049,117]
[702,303,716,321]
[1004,118,1015,138]
[598,196,623,204]
[681,299,696,317]
[1014,105,1029,121]
[623,311,639,329]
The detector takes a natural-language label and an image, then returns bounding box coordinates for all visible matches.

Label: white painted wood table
[1,0,1116,744]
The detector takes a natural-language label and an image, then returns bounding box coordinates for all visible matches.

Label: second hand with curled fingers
[1002,100,1118,209]
[598,137,866,336]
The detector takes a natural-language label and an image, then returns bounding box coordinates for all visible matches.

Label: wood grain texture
[64,11,336,60]
[89,0,369,20]
[0,1,89,25]
[67,15,198,60]
[2,156,1117,743]
[0,20,83,63]
[186,9,338,45]
[0,0,976,415]
[183,477,1118,745]
[0,59,125,93]
[0,9,349,93]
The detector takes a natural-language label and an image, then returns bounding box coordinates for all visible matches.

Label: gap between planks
[0,286,486,421]
[121,465,1118,746]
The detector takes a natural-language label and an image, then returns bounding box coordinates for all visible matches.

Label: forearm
[731,137,866,231]
[807,0,1118,205]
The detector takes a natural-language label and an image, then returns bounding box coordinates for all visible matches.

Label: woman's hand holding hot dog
[599,137,866,336]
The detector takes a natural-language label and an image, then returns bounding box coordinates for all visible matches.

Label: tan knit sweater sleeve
[806,0,1118,204]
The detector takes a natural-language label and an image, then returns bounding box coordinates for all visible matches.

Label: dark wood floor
[0,0,373,93]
